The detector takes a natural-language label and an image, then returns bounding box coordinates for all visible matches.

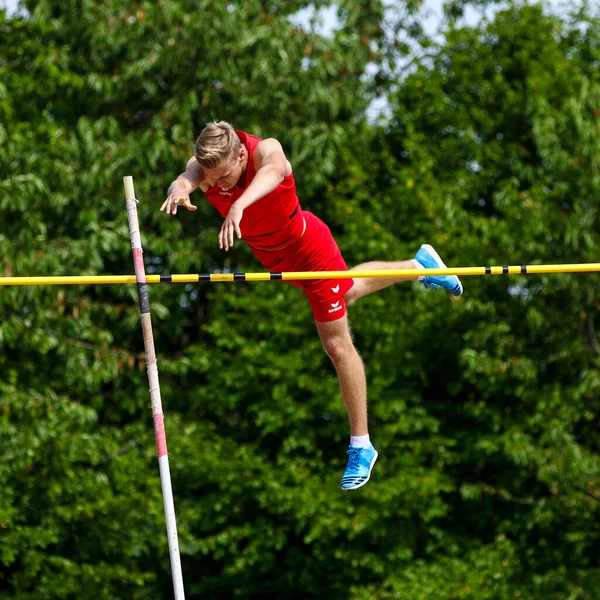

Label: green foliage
[321,3,600,598]
[1,1,599,599]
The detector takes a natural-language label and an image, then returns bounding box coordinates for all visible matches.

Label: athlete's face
[204,147,246,191]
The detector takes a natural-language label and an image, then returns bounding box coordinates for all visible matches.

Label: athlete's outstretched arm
[160,156,203,215]
[219,138,290,250]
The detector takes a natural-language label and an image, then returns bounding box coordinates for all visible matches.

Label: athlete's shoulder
[253,138,292,175]
[235,130,263,146]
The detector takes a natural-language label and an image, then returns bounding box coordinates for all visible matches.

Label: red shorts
[249,211,354,322]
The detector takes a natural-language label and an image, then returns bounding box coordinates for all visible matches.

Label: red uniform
[203,131,354,321]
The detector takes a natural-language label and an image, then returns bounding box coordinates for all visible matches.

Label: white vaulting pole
[123,176,186,600]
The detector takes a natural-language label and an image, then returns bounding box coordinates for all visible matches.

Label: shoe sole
[421,244,463,296]
[341,450,378,491]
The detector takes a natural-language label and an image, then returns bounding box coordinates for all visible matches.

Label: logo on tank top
[331,285,340,293]
[219,191,233,197]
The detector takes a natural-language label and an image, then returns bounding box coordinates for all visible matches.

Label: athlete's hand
[160,192,197,216]
[219,203,243,251]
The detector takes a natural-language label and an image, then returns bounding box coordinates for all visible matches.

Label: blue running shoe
[414,244,463,296]
[341,444,378,490]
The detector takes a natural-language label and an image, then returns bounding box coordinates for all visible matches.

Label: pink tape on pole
[132,248,146,282]
[153,413,168,457]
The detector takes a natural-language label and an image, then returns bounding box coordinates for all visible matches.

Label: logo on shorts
[328,301,343,314]
[331,285,340,293]
[219,191,233,196]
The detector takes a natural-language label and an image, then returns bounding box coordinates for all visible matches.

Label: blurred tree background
[1,0,599,598]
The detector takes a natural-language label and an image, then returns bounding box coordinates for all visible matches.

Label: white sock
[412,259,425,281]
[350,434,371,448]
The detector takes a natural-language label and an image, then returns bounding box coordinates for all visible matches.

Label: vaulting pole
[123,176,185,600]
[1,263,600,286]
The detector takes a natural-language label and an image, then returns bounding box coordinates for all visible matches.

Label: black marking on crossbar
[485,266,491,275]
[521,265,527,274]
[271,273,283,281]
[200,274,211,282]
[160,275,172,283]
[234,273,246,282]
[503,266,508,274]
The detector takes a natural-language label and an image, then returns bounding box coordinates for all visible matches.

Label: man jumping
[161,121,463,490]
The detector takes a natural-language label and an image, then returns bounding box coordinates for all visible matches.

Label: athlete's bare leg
[314,315,368,436]
[315,260,419,435]
[344,260,419,306]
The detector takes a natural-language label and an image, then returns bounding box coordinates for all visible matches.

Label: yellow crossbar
[0,263,599,286]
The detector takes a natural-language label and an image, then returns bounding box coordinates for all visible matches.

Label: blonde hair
[194,120,241,169]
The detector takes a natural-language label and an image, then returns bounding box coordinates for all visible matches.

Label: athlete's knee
[320,331,355,362]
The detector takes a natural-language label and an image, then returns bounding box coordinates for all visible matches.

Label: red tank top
[203,131,304,250]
